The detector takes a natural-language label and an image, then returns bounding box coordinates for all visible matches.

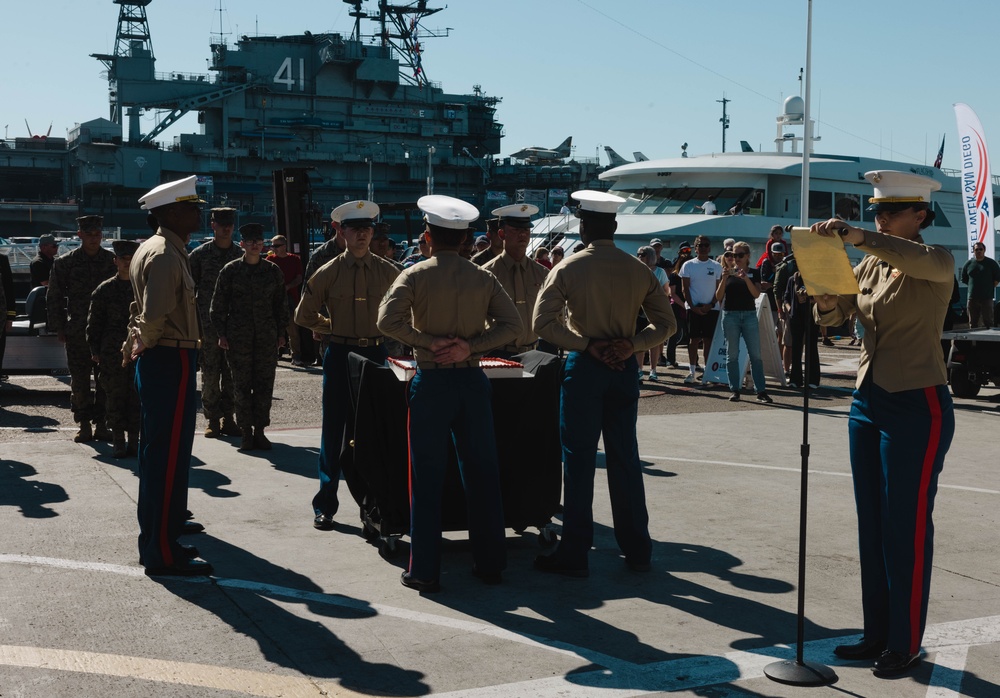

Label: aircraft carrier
[0,0,606,242]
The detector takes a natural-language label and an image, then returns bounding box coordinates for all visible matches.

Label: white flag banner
[953,103,995,259]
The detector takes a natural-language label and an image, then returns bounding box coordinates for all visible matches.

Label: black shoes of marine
[833,638,887,661]
[872,650,921,677]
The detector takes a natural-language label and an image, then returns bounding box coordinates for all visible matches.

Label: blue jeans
[722,310,766,393]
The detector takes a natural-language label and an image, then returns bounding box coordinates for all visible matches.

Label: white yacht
[531,97,995,273]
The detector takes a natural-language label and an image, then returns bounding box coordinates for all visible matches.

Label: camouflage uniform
[47,247,116,425]
[189,240,242,420]
[304,238,343,282]
[210,257,289,430]
[87,277,139,435]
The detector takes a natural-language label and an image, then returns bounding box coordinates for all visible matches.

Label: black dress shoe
[833,637,887,660]
[180,545,200,559]
[533,554,589,578]
[872,650,921,677]
[181,521,205,535]
[400,571,440,593]
[625,558,652,572]
[185,510,195,520]
[144,559,214,577]
[472,565,502,585]
[313,513,335,531]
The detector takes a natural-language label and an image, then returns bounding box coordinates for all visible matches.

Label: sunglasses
[271,243,286,248]
[696,243,710,249]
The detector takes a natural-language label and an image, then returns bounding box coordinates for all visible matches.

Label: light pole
[427,145,435,195]
[366,156,374,201]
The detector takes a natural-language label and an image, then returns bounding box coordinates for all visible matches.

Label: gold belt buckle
[357,337,369,348]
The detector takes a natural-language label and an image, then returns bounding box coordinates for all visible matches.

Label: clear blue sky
[4,0,998,169]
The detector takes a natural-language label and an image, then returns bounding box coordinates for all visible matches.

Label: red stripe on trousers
[158,350,191,566]
[406,406,414,575]
[909,386,942,653]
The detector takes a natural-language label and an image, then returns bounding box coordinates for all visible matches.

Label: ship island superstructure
[0,0,604,243]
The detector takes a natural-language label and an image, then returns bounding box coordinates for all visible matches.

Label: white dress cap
[332,200,381,225]
[864,170,942,204]
[491,203,539,219]
[139,175,205,210]
[418,194,480,230]
[571,190,625,214]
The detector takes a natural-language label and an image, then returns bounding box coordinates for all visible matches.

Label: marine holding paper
[810,170,954,677]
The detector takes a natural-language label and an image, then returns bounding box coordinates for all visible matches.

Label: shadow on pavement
[0,460,69,518]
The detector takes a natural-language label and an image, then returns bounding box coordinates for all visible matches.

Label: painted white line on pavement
[4,555,998,696]
[640,455,1000,495]
[926,645,970,698]
[0,645,356,697]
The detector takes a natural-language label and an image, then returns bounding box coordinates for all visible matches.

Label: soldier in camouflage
[189,207,243,438]
[47,215,117,443]
[210,224,290,452]
[87,240,141,458]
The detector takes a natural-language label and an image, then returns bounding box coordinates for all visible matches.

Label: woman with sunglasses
[812,170,954,677]
[714,241,771,403]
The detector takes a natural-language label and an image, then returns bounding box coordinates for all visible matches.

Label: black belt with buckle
[329,335,384,348]
[157,338,201,349]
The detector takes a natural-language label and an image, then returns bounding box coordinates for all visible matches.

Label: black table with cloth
[342,350,563,552]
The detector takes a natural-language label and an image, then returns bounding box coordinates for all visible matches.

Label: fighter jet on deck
[510,136,572,163]
[603,147,650,167]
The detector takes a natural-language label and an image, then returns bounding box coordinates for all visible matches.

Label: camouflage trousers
[226,342,279,429]
[65,334,105,424]
[200,330,235,420]
[98,355,140,433]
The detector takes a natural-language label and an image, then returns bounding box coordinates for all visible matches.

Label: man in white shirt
[696,197,718,215]
[680,235,722,382]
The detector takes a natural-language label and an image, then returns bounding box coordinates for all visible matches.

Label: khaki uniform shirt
[296,251,400,338]
[127,227,200,348]
[815,230,953,392]
[377,251,522,366]
[532,239,675,353]
[481,252,548,351]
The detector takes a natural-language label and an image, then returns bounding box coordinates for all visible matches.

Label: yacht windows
[614,187,763,215]
[808,191,832,220]
[834,193,861,221]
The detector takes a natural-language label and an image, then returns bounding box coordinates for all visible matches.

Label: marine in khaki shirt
[127,224,201,354]
[295,244,400,341]
[532,238,675,356]
[481,203,547,354]
[813,227,953,392]
[378,250,522,366]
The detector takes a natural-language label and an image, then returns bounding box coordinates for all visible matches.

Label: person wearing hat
[378,194,522,591]
[482,203,548,358]
[128,175,212,577]
[266,234,305,365]
[87,240,140,458]
[30,234,60,287]
[471,218,503,266]
[649,238,671,272]
[47,215,116,443]
[305,212,348,282]
[211,223,290,452]
[532,190,675,577]
[189,207,243,438]
[295,200,400,530]
[474,234,490,254]
[812,170,955,676]
[371,224,402,269]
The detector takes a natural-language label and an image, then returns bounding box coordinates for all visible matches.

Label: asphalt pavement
[1,343,998,697]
